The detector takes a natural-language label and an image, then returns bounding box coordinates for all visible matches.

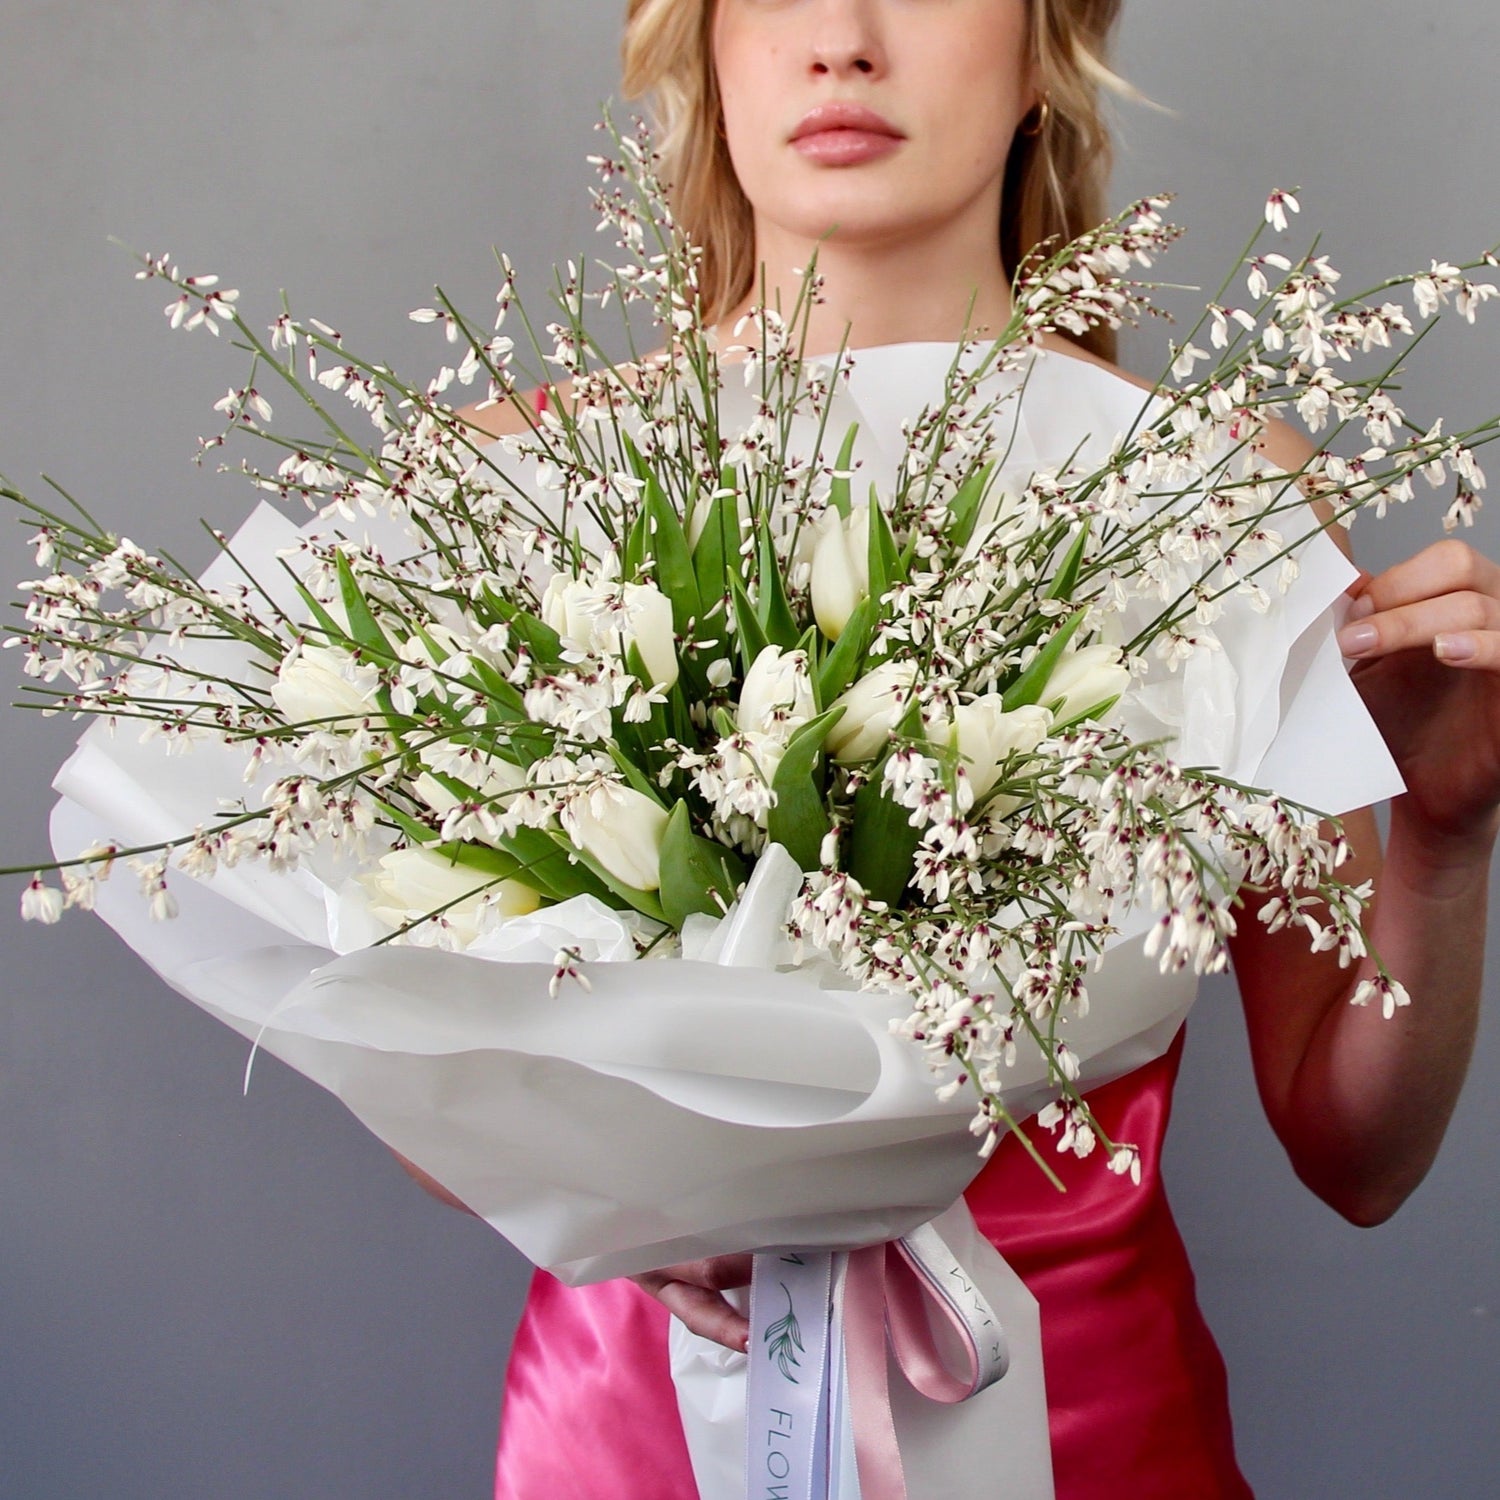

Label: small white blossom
[1264,188,1300,234]
[20,874,64,924]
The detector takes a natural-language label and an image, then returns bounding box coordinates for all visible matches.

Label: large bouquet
[6,122,1494,1496]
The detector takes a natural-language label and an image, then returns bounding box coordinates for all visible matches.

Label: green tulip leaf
[1047,692,1122,735]
[374,796,441,849]
[766,706,846,872]
[645,475,703,634]
[1001,607,1088,711]
[659,801,748,930]
[289,578,347,645]
[865,486,905,602]
[623,505,649,580]
[546,830,667,924]
[335,551,397,659]
[480,590,565,672]
[501,827,613,904]
[847,773,922,908]
[829,423,860,519]
[607,738,670,808]
[817,596,877,707]
[846,698,926,905]
[755,524,800,649]
[619,430,652,486]
[691,486,745,613]
[729,574,772,675]
[1043,517,1094,604]
[945,460,997,552]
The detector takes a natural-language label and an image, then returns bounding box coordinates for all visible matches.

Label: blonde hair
[621,0,1129,361]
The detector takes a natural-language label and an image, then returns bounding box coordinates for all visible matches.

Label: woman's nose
[808,0,886,79]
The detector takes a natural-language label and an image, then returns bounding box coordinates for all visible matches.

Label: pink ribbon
[842,1228,1010,1500]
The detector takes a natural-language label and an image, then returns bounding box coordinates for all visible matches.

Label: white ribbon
[747,1252,837,1500]
[746,1217,1012,1500]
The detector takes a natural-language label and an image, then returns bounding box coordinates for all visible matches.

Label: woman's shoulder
[450,384,567,444]
[453,364,643,445]
[1037,333,1319,481]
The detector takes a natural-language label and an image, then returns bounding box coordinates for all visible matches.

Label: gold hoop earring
[1021,94,1052,138]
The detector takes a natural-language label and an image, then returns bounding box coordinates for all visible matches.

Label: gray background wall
[1,3,1495,1497]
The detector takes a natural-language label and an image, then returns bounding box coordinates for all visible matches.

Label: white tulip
[736,646,816,742]
[945,698,1053,800]
[809,505,871,641]
[540,572,597,647]
[826,661,919,765]
[411,754,529,825]
[541,572,679,689]
[562,783,670,892]
[412,773,463,818]
[362,846,540,947]
[621,580,679,689]
[271,642,382,726]
[956,482,1034,563]
[1040,642,1131,723]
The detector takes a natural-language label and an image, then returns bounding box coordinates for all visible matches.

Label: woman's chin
[761,198,949,255]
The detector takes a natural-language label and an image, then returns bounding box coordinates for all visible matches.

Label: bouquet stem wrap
[677,1199,1051,1500]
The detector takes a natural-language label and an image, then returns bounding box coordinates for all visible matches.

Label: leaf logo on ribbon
[763,1283,805,1383]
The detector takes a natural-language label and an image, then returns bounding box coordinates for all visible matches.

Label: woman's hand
[1338,537,1500,850]
[629,1256,753,1353]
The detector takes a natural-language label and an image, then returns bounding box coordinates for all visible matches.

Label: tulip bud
[541,572,679,689]
[562,783,670,892]
[1040,642,1131,724]
[271,642,382,726]
[411,754,529,827]
[946,698,1052,800]
[540,573,595,648]
[956,482,1029,564]
[826,661,918,764]
[809,506,871,641]
[362,846,541,947]
[736,646,816,741]
[622,581,679,689]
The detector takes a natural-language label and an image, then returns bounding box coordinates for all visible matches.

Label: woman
[461,2,1498,1495]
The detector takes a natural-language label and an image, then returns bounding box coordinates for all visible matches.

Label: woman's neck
[721,217,1016,358]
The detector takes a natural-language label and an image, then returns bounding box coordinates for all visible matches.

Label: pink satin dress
[493,1025,1255,1499]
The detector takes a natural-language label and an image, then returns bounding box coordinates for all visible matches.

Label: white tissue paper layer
[49,343,1403,1288]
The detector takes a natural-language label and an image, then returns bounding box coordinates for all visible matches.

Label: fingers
[646,1279,751,1352]
[1346,539,1500,619]
[627,1254,755,1353]
[1339,589,1500,657]
[1338,541,1500,667]
[639,1254,754,1292]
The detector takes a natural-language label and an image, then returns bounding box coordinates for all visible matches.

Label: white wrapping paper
[48,344,1402,1276]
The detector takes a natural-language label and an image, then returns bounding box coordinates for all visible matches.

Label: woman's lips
[792,129,904,166]
[789,104,904,166]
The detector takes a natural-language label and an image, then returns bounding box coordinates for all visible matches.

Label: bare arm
[1226,419,1493,1225]
[394,1152,477,1215]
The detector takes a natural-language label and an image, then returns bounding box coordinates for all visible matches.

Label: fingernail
[1435,633,1476,662]
[1345,594,1375,622]
[1338,622,1379,656]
